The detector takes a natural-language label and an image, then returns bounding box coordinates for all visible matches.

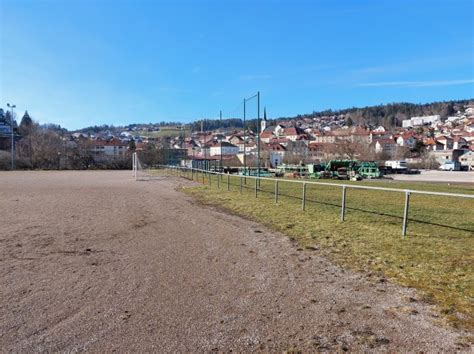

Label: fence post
[275,180,279,203]
[202,170,205,184]
[217,172,220,189]
[340,186,347,221]
[240,176,243,194]
[227,174,230,191]
[255,178,258,198]
[209,172,212,186]
[402,191,410,237]
[302,182,307,211]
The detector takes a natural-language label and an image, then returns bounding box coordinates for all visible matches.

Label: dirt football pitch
[0,171,470,351]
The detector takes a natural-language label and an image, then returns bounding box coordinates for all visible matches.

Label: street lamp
[7,103,16,170]
[243,92,261,178]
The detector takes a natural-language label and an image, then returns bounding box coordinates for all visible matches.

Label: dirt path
[0,171,469,351]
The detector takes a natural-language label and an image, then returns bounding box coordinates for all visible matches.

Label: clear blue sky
[1,0,473,130]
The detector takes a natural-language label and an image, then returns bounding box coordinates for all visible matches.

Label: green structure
[308,160,381,180]
[357,161,382,179]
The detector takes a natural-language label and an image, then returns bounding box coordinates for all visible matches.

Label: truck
[384,160,407,171]
[439,160,461,171]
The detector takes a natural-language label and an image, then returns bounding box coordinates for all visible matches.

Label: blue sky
[1,0,473,130]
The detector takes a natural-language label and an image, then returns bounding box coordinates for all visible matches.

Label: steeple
[261,107,267,132]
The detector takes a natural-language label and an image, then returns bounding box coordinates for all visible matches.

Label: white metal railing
[156,164,474,237]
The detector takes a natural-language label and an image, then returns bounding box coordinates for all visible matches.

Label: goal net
[132,152,169,181]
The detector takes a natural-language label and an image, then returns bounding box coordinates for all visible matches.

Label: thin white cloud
[353,56,467,76]
[358,79,474,88]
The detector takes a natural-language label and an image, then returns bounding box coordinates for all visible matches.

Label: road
[390,170,474,183]
[0,171,469,351]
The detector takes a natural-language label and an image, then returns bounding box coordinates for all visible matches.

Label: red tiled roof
[260,131,274,138]
[282,127,298,136]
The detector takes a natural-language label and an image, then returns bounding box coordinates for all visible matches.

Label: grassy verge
[175,170,474,331]
[138,127,191,138]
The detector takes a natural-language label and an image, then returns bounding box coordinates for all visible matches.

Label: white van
[384,160,407,170]
[439,160,461,171]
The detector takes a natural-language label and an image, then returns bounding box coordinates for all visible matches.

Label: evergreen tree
[128,138,136,151]
[20,111,34,135]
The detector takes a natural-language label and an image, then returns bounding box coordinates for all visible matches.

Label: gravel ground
[0,171,470,351]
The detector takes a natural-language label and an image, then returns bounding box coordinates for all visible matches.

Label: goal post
[132,152,137,180]
[132,152,168,181]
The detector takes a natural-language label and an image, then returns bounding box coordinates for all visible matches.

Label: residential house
[229,135,243,146]
[429,149,467,165]
[260,127,275,143]
[266,142,286,167]
[402,115,440,128]
[374,138,397,156]
[434,136,454,151]
[313,132,336,144]
[396,131,418,148]
[209,141,239,156]
[90,138,129,157]
[459,151,474,170]
[453,136,468,150]
[281,127,301,141]
[369,130,393,143]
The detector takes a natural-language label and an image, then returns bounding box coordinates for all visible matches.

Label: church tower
[261,107,267,132]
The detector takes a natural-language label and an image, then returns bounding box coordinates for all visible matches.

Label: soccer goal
[132,152,168,181]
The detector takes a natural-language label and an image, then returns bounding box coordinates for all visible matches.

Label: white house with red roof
[209,141,239,156]
[434,136,454,151]
[396,131,418,148]
[90,138,129,156]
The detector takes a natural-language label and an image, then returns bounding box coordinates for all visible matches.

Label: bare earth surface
[0,171,470,351]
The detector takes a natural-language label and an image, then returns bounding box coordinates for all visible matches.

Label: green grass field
[167,169,474,331]
[138,127,191,138]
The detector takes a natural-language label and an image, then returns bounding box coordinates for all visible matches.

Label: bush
[0,150,11,170]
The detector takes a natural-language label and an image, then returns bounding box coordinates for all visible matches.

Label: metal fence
[158,165,474,237]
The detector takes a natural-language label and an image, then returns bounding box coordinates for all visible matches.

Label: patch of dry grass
[179,170,474,331]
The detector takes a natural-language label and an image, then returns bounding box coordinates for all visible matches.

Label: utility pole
[7,103,16,170]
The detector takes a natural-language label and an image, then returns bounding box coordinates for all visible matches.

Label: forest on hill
[72,99,473,134]
[189,99,473,131]
[284,99,473,127]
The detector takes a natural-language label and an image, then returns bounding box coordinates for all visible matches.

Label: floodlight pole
[243,99,246,175]
[220,110,223,172]
[257,91,260,179]
[7,103,16,170]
